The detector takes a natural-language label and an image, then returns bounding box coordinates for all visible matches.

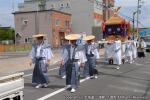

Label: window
[56,19,61,26]
[22,20,28,25]
[94,19,100,26]
[60,3,64,8]
[25,37,32,43]
[51,4,55,9]
[66,2,70,8]
[65,20,70,28]
[25,38,28,43]
[96,20,100,26]
[28,38,32,43]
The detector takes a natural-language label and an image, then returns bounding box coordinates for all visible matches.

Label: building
[13,10,71,47]
[17,0,114,38]
[103,0,114,21]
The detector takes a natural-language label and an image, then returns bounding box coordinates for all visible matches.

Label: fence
[0,44,32,52]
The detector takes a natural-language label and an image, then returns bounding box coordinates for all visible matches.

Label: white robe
[132,40,137,59]
[121,42,126,58]
[113,40,122,65]
[125,41,133,62]
[61,45,87,66]
[104,43,114,59]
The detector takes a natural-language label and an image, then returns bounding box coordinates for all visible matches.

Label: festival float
[102,8,132,42]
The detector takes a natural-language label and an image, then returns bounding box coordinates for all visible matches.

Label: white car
[0,73,24,100]
[143,36,150,52]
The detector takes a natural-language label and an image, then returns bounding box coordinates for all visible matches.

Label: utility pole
[133,11,137,40]
[136,0,140,38]
[136,0,143,37]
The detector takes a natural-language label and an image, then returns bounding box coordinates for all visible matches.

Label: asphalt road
[23,53,150,100]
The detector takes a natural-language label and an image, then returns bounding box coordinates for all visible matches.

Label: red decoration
[101,21,106,32]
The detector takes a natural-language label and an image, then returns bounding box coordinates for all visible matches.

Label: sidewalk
[0,48,105,76]
[0,49,61,76]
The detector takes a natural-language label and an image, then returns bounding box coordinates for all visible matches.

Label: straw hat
[32,33,45,38]
[65,34,81,40]
[83,35,95,41]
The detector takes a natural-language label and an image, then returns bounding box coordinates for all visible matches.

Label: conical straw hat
[32,33,45,38]
[65,34,81,40]
[83,35,95,41]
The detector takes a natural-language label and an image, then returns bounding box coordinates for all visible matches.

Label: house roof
[105,14,125,25]
[0,26,11,29]
[13,9,71,16]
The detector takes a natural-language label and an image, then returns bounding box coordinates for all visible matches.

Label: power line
[119,12,146,27]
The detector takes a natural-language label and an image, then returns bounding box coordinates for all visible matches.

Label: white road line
[37,78,88,100]
[24,61,59,78]
[24,74,32,77]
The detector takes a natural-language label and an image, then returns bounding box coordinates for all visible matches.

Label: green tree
[0,28,15,41]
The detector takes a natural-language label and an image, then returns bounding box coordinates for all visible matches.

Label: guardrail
[0,44,32,52]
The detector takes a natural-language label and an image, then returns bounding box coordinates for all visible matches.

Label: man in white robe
[121,42,126,64]
[29,34,53,88]
[113,38,122,69]
[62,34,87,93]
[132,39,137,62]
[125,37,133,64]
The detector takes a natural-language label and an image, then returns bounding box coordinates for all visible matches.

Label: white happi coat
[113,40,122,65]
[61,45,87,66]
[104,43,114,59]
[132,40,137,59]
[90,43,100,59]
[30,43,54,63]
[121,42,126,58]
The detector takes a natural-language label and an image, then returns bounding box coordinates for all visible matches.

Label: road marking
[37,78,89,100]
[134,62,143,66]
[24,61,59,77]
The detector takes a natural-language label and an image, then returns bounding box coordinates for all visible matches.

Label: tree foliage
[0,28,15,41]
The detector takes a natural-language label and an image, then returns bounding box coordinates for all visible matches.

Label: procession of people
[104,36,146,65]
[29,32,146,93]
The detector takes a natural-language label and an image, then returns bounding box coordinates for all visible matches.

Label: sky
[0,0,149,28]
[0,0,23,27]
[116,0,150,28]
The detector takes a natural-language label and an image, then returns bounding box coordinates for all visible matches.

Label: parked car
[0,73,24,100]
[142,35,150,52]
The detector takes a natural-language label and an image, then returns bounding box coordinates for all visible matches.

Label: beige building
[13,10,71,47]
[103,0,114,21]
